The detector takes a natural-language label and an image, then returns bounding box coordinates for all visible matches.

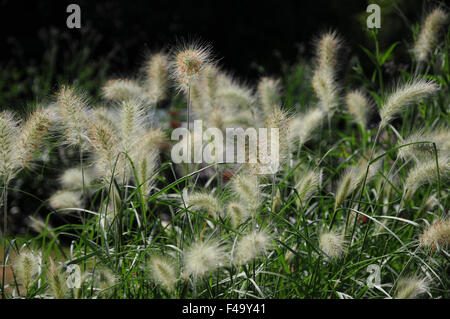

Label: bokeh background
[0,0,429,111]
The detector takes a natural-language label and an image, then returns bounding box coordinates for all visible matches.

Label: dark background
[0,0,430,81]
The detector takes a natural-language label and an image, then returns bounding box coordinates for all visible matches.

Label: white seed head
[171,42,213,92]
[183,241,225,278]
[147,255,177,292]
[379,79,439,128]
[404,155,450,201]
[397,127,450,161]
[13,249,41,294]
[290,107,325,146]
[233,229,272,266]
[60,167,94,190]
[56,85,91,150]
[46,258,69,299]
[345,90,370,129]
[319,230,345,259]
[49,190,82,211]
[395,276,430,299]
[102,79,145,101]
[145,52,169,103]
[184,191,221,219]
[0,111,20,180]
[257,77,281,115]
[295,167,322,208]
[413,8,448,62]
[419,218,450,252]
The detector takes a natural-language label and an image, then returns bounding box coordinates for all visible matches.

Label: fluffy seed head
[119,98,147,155]
[319,230,345,259]
[145,52,169,102]
[397,128,450,161]
[102,79,144,101]
[227,201,251,228]
[395,276,430,299]
[171,42,213,92]
[403,155,450,201]
[183,240,225,278]
[295,168,322,208]
[231,172,260,213]
[312,68,339,115]
[0,111,20,180]
[184,191,221,219]
[88,118,124,185]
[419,218,450,252]
[379,79,439,128]
[13,249,41,294]
[49,190,82,211]
[233,229,272,266]
[17,108,53,168]
[315,31,341,72]
[334,156,381,210]
[345,90,370,129]
[290,107,325,146]
[413,8,448,62]
[46,258,69,299]
[312,31,341,116]
[147,255,177,292]
[257,77,281,115]
[60,167,94,190]
[56,85,91,150]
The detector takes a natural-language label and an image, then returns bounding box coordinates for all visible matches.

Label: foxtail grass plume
[0,109,53,182]
[88,118,124,185]
[184,191,221,219]
[345,90,370,129]
[119,98,147,155]
[49,190,82,211]
[46,258,69,299]
[312,31,341,116]
[257,77,281,115]
[290,107,325,146]
[56,85,91,150]
[403,155,450,201]
[334,156,381,210]
[147,255,178,292]
[294,167,322,208]
[419,218,450,252]
[145,52,169,103]
[227,201,251,228]
[395,276,430,299]
[60,167,95,190]
[379,79,439,128]
[129,128,164,195]
[233,229,272,266]
[397,127,450,161]
[183,240,225,278]
[319,230,345,259]
[102,79,144,101]
[413,8,448,62]
[171,42,213,92]
[13,249,41,294]
[265,105,291,167]
[17,108,53,168]
[231,172,261,213]
[0,111,20,181]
